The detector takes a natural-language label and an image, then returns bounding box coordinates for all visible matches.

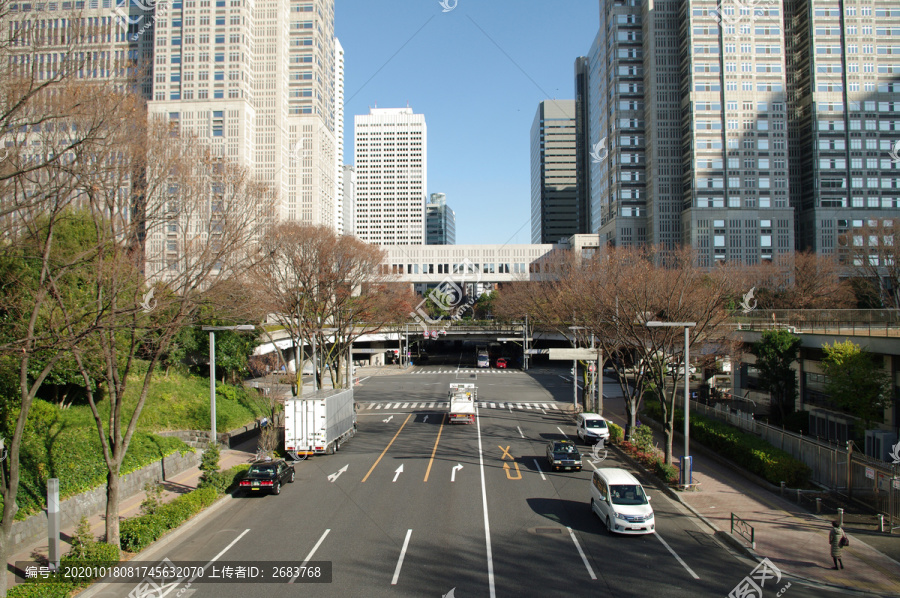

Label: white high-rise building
[342,164,356,237]
[354,107,427,246]
[334,37,345,234]
[147,0,337,227]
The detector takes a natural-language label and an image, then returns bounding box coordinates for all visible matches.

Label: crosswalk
[409,369,522,375]
[359,401,562,411]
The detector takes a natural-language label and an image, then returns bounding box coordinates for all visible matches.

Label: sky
[335,0,600,246]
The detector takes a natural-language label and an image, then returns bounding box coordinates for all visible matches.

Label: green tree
[751,329,801,423]
[474,290,497,320]
[821,340,891,431]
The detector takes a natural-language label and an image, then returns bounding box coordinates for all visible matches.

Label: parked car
[495,357,508,369]
[239,458,295,495]
[576,413,610,445]
[590,468,655,534]
[546,440,582,472]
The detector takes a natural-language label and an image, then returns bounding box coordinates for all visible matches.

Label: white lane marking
[541,403,550,409]
[401,403,409,408]
[391,529,413,585]
[549,404,558,410]
[160,528,251,595]
[476,405,497,598]
[490,402,497,409]
[393,464,404,482]
[567,527,597,580]
[358,376,371,384]
[428,402,435,408]
[557,426,569,439]
[534,459,546,481]
[383,415,394,423]
[516,426,525,439]
[289,528,332,583]
[524,403,533,410]
[655,532,700,580]
[541,409,547,414]
[375,404,383,409]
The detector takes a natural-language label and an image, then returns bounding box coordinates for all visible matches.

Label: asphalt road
[86,364,842,598]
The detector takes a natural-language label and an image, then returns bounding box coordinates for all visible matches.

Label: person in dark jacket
[829,520,845,569]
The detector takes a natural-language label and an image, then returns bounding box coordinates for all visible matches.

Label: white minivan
[576,413,610,444]
[590,468,655,534]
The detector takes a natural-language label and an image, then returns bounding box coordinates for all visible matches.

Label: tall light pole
[646,321,696,486]
[202,325,255,446]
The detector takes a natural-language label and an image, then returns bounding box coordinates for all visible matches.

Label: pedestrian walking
[829,520,847,569]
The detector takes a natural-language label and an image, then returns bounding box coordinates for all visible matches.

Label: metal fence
[691,400,900,525]
[734,309,900,337]
[691,401,849,490]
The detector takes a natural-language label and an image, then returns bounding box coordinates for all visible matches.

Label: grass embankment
[3,367,266,520]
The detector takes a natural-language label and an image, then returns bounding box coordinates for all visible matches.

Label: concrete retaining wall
[8,450,199,553]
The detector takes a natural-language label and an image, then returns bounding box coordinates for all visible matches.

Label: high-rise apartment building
[147,0,337,226]
[353,107,427,246]
[426,193,456,245]
[531,100,581,244]
[578,0,900,265]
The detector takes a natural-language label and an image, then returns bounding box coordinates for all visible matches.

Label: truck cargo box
[284,388,357,457]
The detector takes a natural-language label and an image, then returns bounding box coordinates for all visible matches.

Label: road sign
[548,348,601,360]
[865,466,875,480]
[589,364,596,372]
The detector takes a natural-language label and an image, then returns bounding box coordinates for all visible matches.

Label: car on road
[495,357,508,369]
[576,413,610,444]
[546,440,582,472]
[239,458,296,495]
[590,468,655,534]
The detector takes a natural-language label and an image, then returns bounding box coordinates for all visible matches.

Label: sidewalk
[5,438,257,591]
[600,388,900,596]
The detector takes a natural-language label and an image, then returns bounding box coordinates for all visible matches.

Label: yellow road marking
[361,413,413,483]
[503,462,522,480]
[499,445,513,460]
[424,414,447,482]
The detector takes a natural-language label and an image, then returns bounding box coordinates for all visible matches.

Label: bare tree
[839,219,900,308]
[251,223,409,393]
[53,113,272,549]
[742,251,855,309]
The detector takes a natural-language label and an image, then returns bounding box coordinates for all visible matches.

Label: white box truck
[284,388,357,458]
[448,383,476,424]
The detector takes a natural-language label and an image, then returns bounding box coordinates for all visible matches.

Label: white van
[576,413,610,444]
[589,468,655,534]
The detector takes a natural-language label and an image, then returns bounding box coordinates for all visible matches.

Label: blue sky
[335,0,600,245]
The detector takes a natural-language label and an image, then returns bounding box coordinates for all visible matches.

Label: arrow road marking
[423,415,429,422]
[327,465,348,483]
[393,464,404,482]
[383,415,394,423]
[451,463,463,482]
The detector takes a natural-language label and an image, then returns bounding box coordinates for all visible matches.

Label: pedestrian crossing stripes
[409,369,522,375]
[359,402,560,411]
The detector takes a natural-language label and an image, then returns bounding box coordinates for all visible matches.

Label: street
[90,365,840,598]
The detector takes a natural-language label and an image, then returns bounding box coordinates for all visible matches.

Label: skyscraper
[426,193,456,245]
[531,100,580,244]
[353,107,427,246]
[342,164,356,237]
[334,38,345,234]
[147,0,338,226]
[579,0,900,265]
[785,0,900,256]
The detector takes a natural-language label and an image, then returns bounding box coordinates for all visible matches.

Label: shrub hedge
[607,421,624,444]
[642,403,811,487]
[120,485,219,553]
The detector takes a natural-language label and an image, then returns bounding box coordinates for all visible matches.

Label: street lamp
[202,325,255,446]
[646,321,696,487]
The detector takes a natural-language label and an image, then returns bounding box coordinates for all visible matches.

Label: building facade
[353,107,427,246]
[426,192,456,245]
[342,164,356,237]
[531,100,581,244]
[147,0,338,227]
[577,0,900,265]
[334,37,345,234]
